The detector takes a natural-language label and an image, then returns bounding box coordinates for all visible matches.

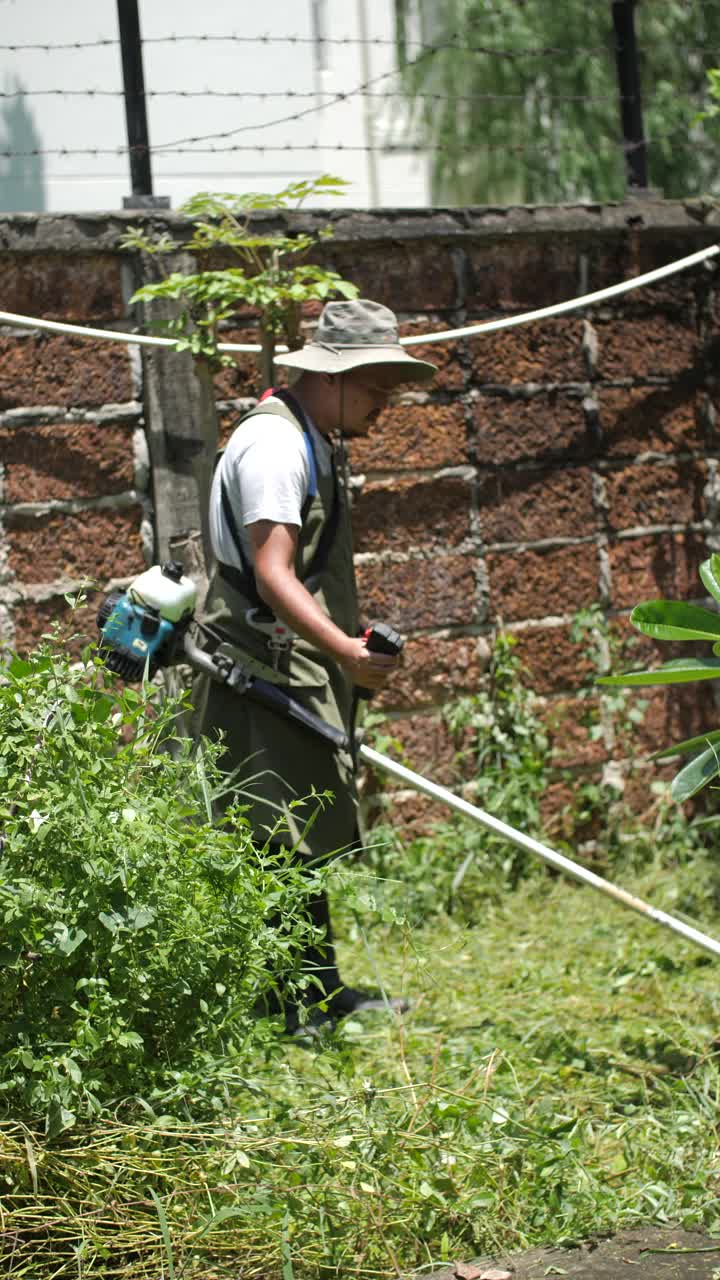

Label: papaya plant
[120,174,359,382]
[599,554,720,803]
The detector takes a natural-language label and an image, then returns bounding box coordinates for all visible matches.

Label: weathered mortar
[1,200,719,827]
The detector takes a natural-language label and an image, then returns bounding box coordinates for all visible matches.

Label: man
[196,298,436,1031]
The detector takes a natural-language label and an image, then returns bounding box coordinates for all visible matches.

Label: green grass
[3,852,720,1279]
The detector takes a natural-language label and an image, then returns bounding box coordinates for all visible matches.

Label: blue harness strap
[303,427,318,500]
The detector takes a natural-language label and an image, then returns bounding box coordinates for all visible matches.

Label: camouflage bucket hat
[273,298,437,382]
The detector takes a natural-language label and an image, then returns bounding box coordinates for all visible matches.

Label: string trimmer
[97,562,720,962]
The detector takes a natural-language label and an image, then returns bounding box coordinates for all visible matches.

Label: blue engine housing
[98,592,179,680]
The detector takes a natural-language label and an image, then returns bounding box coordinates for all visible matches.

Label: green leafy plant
[120,176,359,376]
[0,631,331,1131]
[445,632,550,886]
[599,553,720,803]
[361,633,550,921]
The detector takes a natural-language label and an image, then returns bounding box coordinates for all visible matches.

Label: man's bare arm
[250,520,397,690]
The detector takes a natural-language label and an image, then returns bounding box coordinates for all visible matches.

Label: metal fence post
[612,0,649,192]
[116,0,169,209]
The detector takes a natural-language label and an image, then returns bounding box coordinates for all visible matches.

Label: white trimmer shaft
[359,744,720,961]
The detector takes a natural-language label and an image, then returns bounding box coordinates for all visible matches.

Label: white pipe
[359,743,720,960]
[0,310,277,353]
[1,243,717,353]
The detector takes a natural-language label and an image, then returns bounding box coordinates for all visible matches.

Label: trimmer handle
[356,621,404,701]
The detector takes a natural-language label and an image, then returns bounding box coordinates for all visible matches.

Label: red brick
[608,531,705,609]
[370,711,462,785]
[0,253,125,323]
[616,234,714,293]
[353,474,471,555]
[349,402,467,472]
[539,759,677,841]
[479,465,596,544]
[620,762,676,815]
[373,634,489,711]
[1,421,135,502]
[357,554,476,632]
[608,614,689,673]
[11,591,102,655]
[621,683,717,758]
[328,243,457,311]
[7,507,146,583]
[470,317,585,385]
[398,321,465,392]
[604,459,706,532]
[473,392,588,466]
[597,385,710,457]
[512,623,597,695]
[540,777,583,841]
[213,327,262,400]
[548,695,608,768]
[465,238,624,310]
[362,786,445,839]
[0,334,133,409]
[486,543,600,623]
[592,315,699,381]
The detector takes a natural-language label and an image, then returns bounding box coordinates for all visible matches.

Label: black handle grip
[356,622,404,701]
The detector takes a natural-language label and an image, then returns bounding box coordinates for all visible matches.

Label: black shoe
[327,986,411,1018]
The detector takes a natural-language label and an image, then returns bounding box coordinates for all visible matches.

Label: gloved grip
[356,622,404,701]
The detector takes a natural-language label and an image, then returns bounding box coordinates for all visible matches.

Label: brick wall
[1,202,719,825]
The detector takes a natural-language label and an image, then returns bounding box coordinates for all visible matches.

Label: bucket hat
[273,299,436,382]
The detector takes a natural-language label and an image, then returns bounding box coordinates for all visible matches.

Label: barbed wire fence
[0,3,718,208]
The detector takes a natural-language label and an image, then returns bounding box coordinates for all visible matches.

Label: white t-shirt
[208,399,332,570]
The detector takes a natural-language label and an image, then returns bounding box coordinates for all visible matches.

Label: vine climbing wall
[1,201,718,830]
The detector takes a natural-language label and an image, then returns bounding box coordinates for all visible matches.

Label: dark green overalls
[194,393,361,863]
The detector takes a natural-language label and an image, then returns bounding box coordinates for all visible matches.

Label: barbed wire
[1,127,704,161]
[152,62,410,150]
[0,86,631,105]
[0,34,613,56]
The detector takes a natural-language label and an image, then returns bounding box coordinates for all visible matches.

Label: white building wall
[0,0,429,212]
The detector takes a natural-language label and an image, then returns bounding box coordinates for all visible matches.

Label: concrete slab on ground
[421,1227,720,1280]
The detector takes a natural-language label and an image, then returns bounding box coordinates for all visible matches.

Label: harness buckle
[245,607,294,654]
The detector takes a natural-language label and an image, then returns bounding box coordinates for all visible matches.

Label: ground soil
[423,1227,720,1279]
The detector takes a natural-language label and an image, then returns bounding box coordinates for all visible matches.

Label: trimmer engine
[96,561,196,681]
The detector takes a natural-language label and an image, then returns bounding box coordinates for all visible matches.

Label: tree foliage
[395,0,720,204]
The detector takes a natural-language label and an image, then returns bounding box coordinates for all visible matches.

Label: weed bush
[0,638,327,1133]
[362,634,550,923]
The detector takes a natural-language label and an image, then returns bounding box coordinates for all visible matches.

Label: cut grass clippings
[2,859,720,1278]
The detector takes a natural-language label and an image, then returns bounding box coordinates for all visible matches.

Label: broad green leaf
[127,906,155,931]
[7,657,32,678]
[630,600,720,642]
[671,743,720,803]
[700,554,720,605]
[53,926,87,957]
[46,1101,77,1139]
[653,729,720,760]
[599,657,720,686]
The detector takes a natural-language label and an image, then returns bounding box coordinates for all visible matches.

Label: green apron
[194,396,361,861]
